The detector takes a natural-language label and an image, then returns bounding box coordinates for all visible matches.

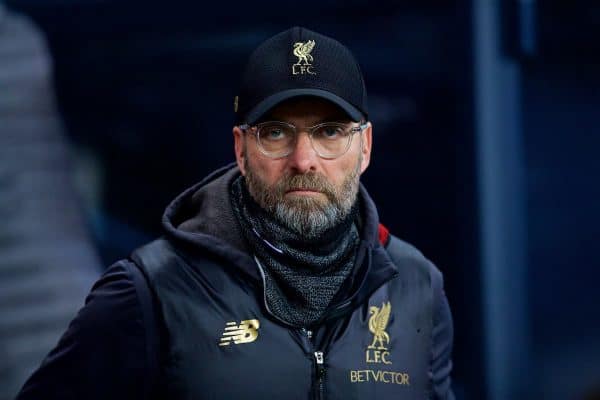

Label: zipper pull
[314,351,324,365]
[314,351,326,384]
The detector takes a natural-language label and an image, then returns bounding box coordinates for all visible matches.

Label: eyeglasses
[239,121,368,159]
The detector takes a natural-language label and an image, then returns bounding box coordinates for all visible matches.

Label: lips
[286,188,321,194]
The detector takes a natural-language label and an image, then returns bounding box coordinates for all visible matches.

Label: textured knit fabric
[230,176,359,327]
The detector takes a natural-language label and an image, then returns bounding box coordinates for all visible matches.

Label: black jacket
[17,164,454,399]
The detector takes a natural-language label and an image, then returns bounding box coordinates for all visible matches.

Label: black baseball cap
[234,26,368,125]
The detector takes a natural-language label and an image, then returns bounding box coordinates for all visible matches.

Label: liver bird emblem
[368,302,391,350]
[293,40,316,65]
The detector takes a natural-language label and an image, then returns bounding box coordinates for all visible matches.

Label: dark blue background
[4,1,599,399]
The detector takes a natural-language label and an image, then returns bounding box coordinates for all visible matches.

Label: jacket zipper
[255,257,328,399]
[314,351,325,400]
[301,329,325,400]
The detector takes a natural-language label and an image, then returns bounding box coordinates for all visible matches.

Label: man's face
[233,97,372,237]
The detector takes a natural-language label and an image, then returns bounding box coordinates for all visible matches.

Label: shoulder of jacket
[129,237,180,275]
[385,234,444,287]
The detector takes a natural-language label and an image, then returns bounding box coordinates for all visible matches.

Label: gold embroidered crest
[292,40,316,75]
[368,301,391,350]
[365,302,392,365]
[351,302,409,385]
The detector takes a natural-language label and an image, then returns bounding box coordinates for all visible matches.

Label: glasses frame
[239,120,369,159]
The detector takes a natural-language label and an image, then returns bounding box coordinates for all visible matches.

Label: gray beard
[273,196,344,239]
[244,153,362,239]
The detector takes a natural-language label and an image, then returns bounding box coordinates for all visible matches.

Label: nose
[286,131,318,174]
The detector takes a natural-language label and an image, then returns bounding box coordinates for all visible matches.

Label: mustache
[277,172,336,198]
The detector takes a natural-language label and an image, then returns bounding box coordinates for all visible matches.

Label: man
[17,26,454,399]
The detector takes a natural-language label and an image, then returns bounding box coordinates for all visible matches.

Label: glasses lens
[311,123,352,158]
[257,122,295,157]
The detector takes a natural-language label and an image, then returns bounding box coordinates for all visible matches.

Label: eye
[316,125,346,140]
[267,128,285,140]
[260,124,290,141]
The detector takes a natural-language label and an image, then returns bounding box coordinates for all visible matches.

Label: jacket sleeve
[15,260,159,400]
[430,267,455,400]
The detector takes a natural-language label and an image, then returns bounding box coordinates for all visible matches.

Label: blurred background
[1,0,599,399]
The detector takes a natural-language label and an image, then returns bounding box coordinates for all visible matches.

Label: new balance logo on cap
[218,319,260,346]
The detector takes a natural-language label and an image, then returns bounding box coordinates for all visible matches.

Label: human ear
[233,126,247,175]
[359,122,372,174]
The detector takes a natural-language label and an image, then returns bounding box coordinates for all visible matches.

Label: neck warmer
[230,176,360,327]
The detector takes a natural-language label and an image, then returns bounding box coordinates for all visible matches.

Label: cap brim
[244,88,365,125]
